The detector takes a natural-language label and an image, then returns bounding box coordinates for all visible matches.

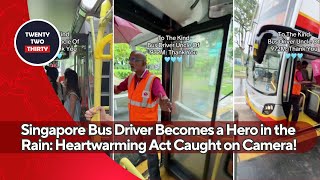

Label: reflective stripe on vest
[128,74,157,108]
[127,72,158,125]
[141,74,155,107]
[128,73,135,90]
[292,70,301,95]
[128,99,159,108]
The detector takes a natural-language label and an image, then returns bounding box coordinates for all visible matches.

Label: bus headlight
[262,104,275,115]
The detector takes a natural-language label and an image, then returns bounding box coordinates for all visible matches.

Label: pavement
[234,77,320,180]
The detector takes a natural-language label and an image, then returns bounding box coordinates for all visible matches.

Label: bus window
[247,46,282,95]
[170,28,225,179]
[60,53,75,72]
[171,29,224,121]
[76,52,86,109]
[114,43,131,121]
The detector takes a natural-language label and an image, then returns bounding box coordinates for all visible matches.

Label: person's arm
[114,86,122,94]
[69,94,77,118]
[296,71,304,82]
[297,71,312,84]
[114,77,129,94]
[152,78,172,112]
[151,78,167,98]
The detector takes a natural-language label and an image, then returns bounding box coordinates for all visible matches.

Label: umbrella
[114,15,142,43]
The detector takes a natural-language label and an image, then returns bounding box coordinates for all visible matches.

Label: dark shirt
[301,69,309,81]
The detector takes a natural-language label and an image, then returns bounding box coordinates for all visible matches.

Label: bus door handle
[300,92,306,112]
[307,90,320,112]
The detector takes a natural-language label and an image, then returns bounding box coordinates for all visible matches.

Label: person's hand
[85,106,113,121]
[114,85,121,94]
[159,94,172,112]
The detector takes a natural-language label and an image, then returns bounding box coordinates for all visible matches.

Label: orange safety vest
[292,69,301,95]
[127,72,159,126]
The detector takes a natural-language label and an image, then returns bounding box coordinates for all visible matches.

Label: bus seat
[311,59,320,84]
[307,89,320,113]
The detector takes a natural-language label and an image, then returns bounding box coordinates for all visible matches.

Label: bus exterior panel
[245,82,286,123]
[295,0,320,37]
[246,0,320,123]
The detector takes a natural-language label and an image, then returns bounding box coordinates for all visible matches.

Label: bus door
[300,52,320,124]
[162,15,233,180]
[281,53,295,119]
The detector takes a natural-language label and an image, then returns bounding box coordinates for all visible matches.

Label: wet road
[235,77,320,180]
[237,138,320,180]
[234,77,259,121]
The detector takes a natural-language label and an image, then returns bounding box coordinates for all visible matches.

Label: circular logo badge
[14,19,61,66]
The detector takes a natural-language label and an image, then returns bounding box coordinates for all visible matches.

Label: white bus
[245,0,320,128]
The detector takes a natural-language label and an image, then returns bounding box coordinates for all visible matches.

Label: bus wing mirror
[253,32,273,64]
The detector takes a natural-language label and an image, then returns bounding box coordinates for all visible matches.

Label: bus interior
[28,0,113,120]
[114,0,233,179]
[290,50,320,124]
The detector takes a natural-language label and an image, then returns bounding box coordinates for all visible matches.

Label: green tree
[234,0,258,63]
[234,47,243,59]
[136,46,162,66]
[114,43,131,66]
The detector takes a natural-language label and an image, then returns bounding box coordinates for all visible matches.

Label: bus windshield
[247,46,282,95]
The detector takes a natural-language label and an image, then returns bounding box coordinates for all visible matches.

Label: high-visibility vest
[292,69,301,95]
[127,72,158,126]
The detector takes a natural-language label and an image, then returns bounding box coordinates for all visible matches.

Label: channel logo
[14,19,61,66]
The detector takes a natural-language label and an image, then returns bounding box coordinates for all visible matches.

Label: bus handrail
[307,89,320,112]
[92,0,113,122]
[119,158,145,180]
[300,92,306,113]
[211,153,223,180]
[94,33,113,60]
[87,16,96,53]
[102,106,109,111]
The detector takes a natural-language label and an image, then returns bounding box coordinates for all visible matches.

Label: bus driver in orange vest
[115,51,172,124]
[85,51,172,123]
[290,61,312,124]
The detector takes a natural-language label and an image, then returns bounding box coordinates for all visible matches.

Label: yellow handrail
[211,153,223,180]
[300,92,306,112]
[92,0,113,122]
[307,89,320,112]
[102,106,109,111]
[120,158,145,180]
[270,81,276,90]
[95,33,113,60]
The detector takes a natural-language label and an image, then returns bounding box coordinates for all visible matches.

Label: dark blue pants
[138,132,160,180]
[146,153,160,180]
[290,95,300,123]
